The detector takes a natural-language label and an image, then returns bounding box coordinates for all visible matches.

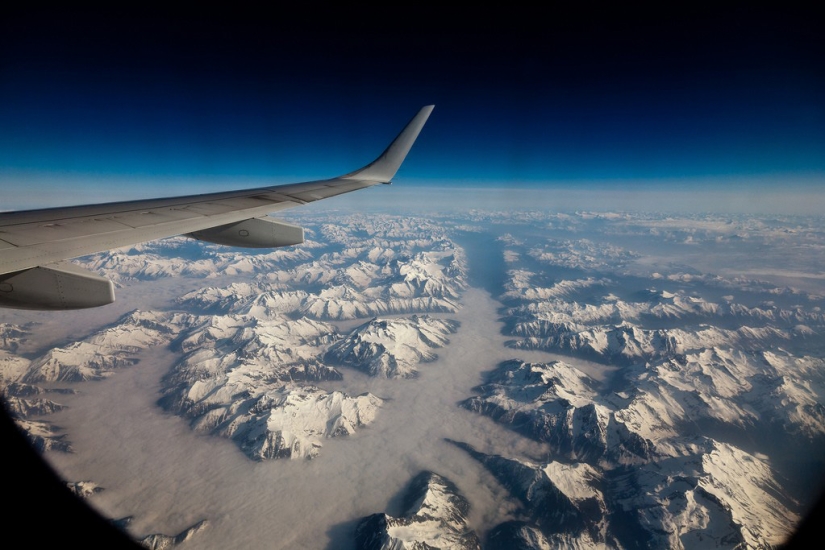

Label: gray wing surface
[0,105,433,309]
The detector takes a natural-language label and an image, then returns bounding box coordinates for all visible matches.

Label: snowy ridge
[3,310,197,453]
[485,522,597,550]
[15,418,72,452]
[1,322,33,352]
[22,342,141,383]
[21,310,197,383]
[502,274,612,302]
[301,285,459,321]
[66,480,104,499]
[175,313,340,380]
[611,438,799,548]
[0,351,32,386]
[613,347,825,443]
[450,441,609,547]
[1,380,74,457]
[3,394,66,417]
[178,249,466,321]
[327,316,459,378]
[527,239,639,270]
[460,361,654,464]
[159,314,388,460]
[542,462,602,503]
[172,215,468,322]
[76,236,314,282]
[208,386,383,460]
[138,519,209,549]
[453,437,798,549]
[3,210,823,547]
[476,211,825,547]
[505,289,824,332]
[464,347,825,461]
[180,285,312,319]
[509,322,790,365]
[161,314,342,431]
[355,471,481,550]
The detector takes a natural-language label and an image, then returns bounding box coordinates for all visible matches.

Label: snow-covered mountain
[509,321,793,365]
[0,349,30,384]
[453,439,607,549]
[2,210,824,548]
[526,239,640,271]
[139,520,209,549]
[503,282,825,329]
[301,285,460,321]
[460,360,654,464]
[608,437,800,549]
[464,349,824,456]
[76,237,315,282]
[452,438,798,549]
[612,347,825,445]
[13,417,73,452]
[160,313,457,456]
[355,471,481,550]
[159,313,390,460]
[174,313,342,382]
[326,316,459,378]
[1,322,34,352]
[66,480,104,499]
[462,211,825,548]
[22,310,197,383]
[176,245,467,321]
[187,384,383,461]
[3,393,67,417]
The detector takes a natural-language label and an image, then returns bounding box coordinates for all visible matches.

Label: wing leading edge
[0,105,434,310]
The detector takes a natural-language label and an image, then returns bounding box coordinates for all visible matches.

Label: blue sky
[1,7,823,210]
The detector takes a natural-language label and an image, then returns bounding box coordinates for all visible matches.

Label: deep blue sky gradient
[1,6,823,208]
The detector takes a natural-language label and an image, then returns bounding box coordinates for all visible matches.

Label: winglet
[342,105,434,182]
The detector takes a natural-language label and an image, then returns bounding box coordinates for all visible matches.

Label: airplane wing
[0,105,434,310]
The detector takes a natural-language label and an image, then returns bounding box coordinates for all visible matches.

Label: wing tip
[343,105,434,182]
